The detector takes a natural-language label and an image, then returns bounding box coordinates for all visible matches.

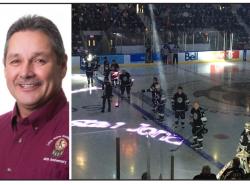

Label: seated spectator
[141,172,151,180]
[244,173,250,180]
[193,165,217,180]
[220,157,245,180]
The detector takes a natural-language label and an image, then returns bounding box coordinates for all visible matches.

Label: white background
[0,4,71,115]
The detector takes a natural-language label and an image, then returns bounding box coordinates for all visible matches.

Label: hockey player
[155,86,166,122]
[110,59,120,72]
[146,77,159,107]
[142,77,166,121]
[237,122,250,172]
[110,59,120,87]
[237,122,250,154]
[103,56,110,79]
[101,77,113,113]
[85,59,95,86]
[171,86,189,128]
[190,101,207,150]
[119,69,132,99]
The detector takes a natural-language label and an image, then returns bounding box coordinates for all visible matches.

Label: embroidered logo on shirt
[43,135,68,165]
[51,138,68,158]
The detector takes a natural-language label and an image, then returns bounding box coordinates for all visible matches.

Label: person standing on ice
[103,56,110,80]
[190,101,207,150]
[141,77,166,121]
[85,59,95,86]
[101,77,113,113]
[171,86,189,128]
[119,69,132,99]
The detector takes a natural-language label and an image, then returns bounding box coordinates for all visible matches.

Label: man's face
[4,30,67,114]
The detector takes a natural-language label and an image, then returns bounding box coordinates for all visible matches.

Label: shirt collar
[11,89,67,131]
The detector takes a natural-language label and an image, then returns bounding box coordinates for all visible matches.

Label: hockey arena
[72,4,250,180]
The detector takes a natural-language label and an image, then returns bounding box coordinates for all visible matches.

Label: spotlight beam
[149,4,168,91]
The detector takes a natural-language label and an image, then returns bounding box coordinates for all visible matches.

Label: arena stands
[72,3,250,55]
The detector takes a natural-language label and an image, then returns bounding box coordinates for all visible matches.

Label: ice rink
[72,61,250,179]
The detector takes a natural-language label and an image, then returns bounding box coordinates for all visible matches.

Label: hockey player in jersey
[119,70,132,99]
[146,77,160,109]
[236,122,250,173]
[103,56,110,79]
[190,101,207,150]
[171,86,189,128]
[141,77,166,121]
[101,77,113,113]
[110,59,120,72]
[85,60,95,86]
[154,85,166,122]
[110,59,120,87]
[237,122,250,154]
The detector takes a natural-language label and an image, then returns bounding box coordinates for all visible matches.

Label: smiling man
[0,15,69,179]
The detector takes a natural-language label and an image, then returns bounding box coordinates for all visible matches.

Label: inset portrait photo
[0,4,71,180]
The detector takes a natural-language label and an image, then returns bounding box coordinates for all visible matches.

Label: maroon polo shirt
[0,90,69,179]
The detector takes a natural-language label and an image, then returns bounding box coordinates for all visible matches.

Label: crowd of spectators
[72,4,145,33]
[145,4,247,45]
[72,5,84,55]
[237,4,250,27]
[72,3,250,54]
[237,4,250,47]
[72,4,146,54]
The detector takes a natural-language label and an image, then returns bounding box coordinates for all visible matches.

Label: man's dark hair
[4,15,66,65]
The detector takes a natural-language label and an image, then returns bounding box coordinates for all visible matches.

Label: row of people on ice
[141,77,208,150]
[101,67,207,150]
[85,56,250,153]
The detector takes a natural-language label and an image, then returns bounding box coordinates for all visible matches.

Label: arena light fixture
[148,4,168,90]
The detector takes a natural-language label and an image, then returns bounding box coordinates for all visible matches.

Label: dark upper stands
[72,4,250,55]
